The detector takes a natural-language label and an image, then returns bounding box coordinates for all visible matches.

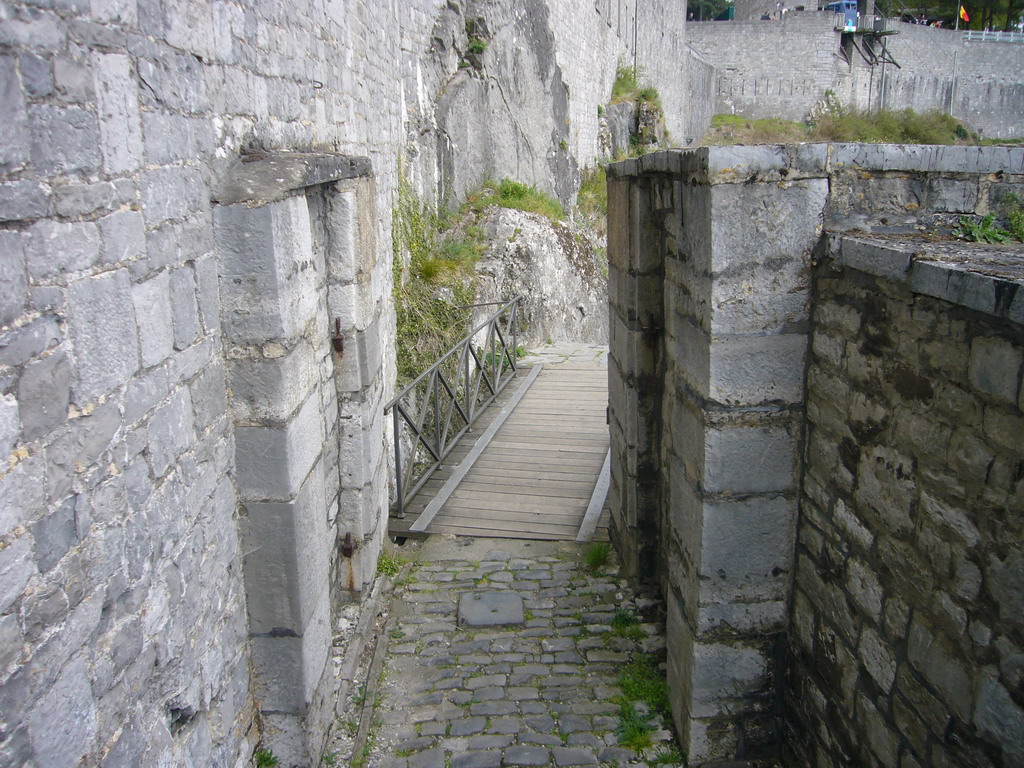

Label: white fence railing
[963,29,1024,43]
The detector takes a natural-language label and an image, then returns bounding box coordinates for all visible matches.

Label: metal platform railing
[385,297,522,518]
[834,13,889,32]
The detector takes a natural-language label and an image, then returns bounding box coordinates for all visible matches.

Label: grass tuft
[611,64,662,110]
[615,701,655,752]
[583,541,611,571]
[377,550,405,577]
[578,165,607,222]
[610,609,645,640]
[618,655,670,716]
[467,179,565,222]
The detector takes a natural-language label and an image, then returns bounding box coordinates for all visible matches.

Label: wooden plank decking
[389,345,611,541]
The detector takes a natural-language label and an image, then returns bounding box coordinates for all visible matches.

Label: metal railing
[963,29,1024,43]
[385,297,522,518]
[834,13,888,32]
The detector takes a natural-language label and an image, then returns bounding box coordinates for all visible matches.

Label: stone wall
[685,15,1024,138]
[786,236,1024,768]
[0,0,698,765]
[606,143,1024,766]
[607,145,824,762]
[683,46,718,146]
[0,1,435,765]
[687,14,842,123]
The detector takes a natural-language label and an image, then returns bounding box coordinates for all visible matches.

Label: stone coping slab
[607,144,1024,184]
[214,150,371,205]
[832,233,1024,324]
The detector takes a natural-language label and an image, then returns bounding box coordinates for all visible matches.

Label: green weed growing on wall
[392,174,564,384]
[392,173,481,384]
[611,64,662,110]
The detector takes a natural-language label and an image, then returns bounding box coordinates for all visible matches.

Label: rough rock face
[598,102,637,159]
[406,0,578,207]
[473,208,607,346]
[598,101,667,160]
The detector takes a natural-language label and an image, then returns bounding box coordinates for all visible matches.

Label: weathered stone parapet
[609,146,826,761]
[607,144,1024,767]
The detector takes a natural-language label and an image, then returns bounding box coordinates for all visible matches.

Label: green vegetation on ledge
[392,175,481,384]
[812,108,970,144]
[393,175,567,384]
[578,165,607,223]
[465,179,565,222]
[1002,193,1024,240]
[611,64,662,110]
[953,195,1024,243]
[703,107,978,146]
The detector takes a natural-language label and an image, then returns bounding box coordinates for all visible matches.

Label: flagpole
[955,5,960,30]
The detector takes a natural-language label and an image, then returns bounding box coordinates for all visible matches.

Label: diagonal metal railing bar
[394,400,442,464]
[385,297,521,518]
[437,367,469,448]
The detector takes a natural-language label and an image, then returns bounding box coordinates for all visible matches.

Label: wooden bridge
[389,344,611,542]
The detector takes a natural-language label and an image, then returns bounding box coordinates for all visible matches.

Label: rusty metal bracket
[341,532,358,558]
[333,318,345,356]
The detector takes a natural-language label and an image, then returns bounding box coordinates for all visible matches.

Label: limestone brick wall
[2,0,704,764]
[0,1,437,766]
[784,146,1024,768]
[785,243,1024,768]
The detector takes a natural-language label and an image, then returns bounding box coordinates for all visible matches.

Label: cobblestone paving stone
[357,537,680,768]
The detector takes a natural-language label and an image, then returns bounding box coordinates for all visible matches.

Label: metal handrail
[385,297,522,518]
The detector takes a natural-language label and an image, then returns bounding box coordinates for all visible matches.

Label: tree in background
[687,0,733,20]
[877,0,1022,28]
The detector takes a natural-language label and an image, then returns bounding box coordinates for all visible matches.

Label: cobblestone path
[341,536,681,768]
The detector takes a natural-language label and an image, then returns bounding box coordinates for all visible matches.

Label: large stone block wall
[1,0,701,765]
[0,1,437,766]
[785,241,1024,768]
[608,145,827,762]
[606,144,1024,766]
[213,166,392,760]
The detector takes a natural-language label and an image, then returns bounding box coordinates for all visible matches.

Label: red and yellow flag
[959,5,970,22]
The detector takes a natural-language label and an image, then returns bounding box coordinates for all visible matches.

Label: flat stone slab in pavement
[458,590,524,626]
[325,535,682,768]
